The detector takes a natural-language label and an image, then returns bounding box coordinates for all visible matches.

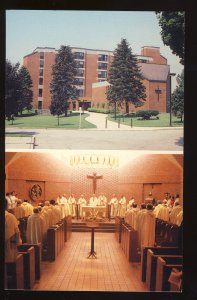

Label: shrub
[87,108,110,114]
[135,110,159,120]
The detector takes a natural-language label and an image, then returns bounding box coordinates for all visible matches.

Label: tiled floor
[33,232,148,292]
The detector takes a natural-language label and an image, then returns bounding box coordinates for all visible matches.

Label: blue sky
[6,10,183,90]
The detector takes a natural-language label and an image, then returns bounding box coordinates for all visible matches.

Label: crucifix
[87,172,103,194]
[155,87,162,102]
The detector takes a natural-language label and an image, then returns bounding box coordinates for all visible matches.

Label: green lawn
[108,113,184,127]
[5,112,97,129]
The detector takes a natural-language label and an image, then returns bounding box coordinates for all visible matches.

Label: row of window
[74,52,109,62]
[74,70,107,85]
[76,61,107,76]
[38,88,84,99]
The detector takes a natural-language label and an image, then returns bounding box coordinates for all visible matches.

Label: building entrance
[79,101,91,111]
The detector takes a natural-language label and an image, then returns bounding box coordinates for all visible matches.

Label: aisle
[33,232,147,292]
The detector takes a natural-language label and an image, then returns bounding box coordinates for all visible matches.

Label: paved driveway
[5,127,183,151]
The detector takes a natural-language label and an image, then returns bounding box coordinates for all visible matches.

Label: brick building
[23,46,170,113]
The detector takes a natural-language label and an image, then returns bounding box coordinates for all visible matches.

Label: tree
[172,71,184,122]
[17,66,33,115]
[5,60,20,120]
[5,61,33,121]
[50,45,78,125]
[156,11,185,65]
[106,38,146,117]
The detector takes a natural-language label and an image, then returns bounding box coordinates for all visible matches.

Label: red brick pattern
[23,46,169,112]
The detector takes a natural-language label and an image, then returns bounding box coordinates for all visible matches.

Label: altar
[81,205,107,220]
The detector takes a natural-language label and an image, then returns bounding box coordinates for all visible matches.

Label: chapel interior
[5,150,183,292]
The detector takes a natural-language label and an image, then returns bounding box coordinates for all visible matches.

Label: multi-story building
[23,46,170,113]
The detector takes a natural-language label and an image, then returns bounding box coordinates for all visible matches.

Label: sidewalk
[84,111,183,131]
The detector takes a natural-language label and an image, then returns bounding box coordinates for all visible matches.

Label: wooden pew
[155,256,183,291]
[5,253,24,289]
[20,243,41,280]
[115,216,124,243]
[155,220,179,247]
[155,220,167,245]
[64,216,72,242]
[17,246,35,289]
[146,248,182,290]
[121,223,140,262]
[18,218,27,243]
[47,222,65,261]
[141,246,181,282]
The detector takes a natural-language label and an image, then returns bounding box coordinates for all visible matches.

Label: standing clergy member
[77,194,87,219]
[89,194,98,206]
[109,194,118,219]
[26,207,45,244]
[68,193,77,217]
[118,195,127,217]
[5,199,22,261]
[140,203,156,250]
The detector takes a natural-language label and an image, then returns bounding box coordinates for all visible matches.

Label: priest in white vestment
[127,203,140,230]
[9,191,17,209]
[26,207,45,244]
[5,199,22,261]
[42,201,54,227]
[5,193,12,210]
[77,195,87,219]
[118,195,127,217]
[109,194,118,218]
[176,210,183,226]
[155,200,170,221]
[21,200,34,217]
[127,197,135,211]
[56,195,63,205]
[49,200,61,224]
[97,194,107,218]
[98,194,107,206]
[140,203,156,250]
[68,194,77,217]
[14,200,26,220]
[169,201,182,224]
[89,194,98,206]
[136,203,147,248]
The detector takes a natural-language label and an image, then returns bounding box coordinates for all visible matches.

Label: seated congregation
[5,190,183,291]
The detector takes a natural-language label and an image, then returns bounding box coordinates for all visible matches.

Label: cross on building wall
[87,172,103,194]
[155,87,162,102]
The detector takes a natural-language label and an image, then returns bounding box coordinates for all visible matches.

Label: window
[40,59,44,68]
[75,78,84,85]
[98,71,107,79]
[98,62,108,70]
[76,69,84,77]
[77,89,84,97]
[98,54,108,62]
[40,52,44,59]
[39,77,43,85]
[138,59,148,63]
[38,101,42,109]
[39,69,44,76]
[38,88,43,97]
[74,52,85,60]
[75,60,85,68]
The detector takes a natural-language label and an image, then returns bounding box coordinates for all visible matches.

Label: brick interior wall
[5,153,183,205]
[71,166,118,201]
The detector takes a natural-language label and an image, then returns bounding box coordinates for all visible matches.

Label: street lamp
[169,72,176,126]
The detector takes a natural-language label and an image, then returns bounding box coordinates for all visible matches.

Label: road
[5,127,183,151]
